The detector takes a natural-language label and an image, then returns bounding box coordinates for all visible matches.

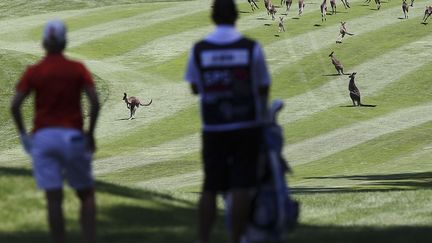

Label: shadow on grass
[114,116,147,121]
[96,180,195,206]
[338,104,377,108]
[303,171,432,190]
[0,166,226,243]
[323,73,344,76]
[0,166,32,177]
[0,166,196,206]
[289,224,432,243]
[1,167,432,242]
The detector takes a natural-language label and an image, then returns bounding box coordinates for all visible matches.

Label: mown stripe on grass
[135,171,202,191]
[67,0,212,49]
[290,121,432,185]
[296,190,432,226]
[1,3,172,43]
[94,133,200,175]
[286,103,432,166]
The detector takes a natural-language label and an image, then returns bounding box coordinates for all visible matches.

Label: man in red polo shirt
[10,19,99,243]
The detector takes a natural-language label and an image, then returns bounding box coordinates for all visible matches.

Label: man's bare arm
[10,91,30,134]
[84,86,100,152]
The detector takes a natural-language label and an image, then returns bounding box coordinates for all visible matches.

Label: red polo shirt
[16,53,94,132]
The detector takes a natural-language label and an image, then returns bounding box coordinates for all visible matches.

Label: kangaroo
[264,0,272,15]
[375,0,381,10]
[278,16,286,32]
[299,0,305,15]
[365,0,381,9]
[285,0,293,13]
[123,92,152,120]
[336,21,354,43]
[320,0,328,22]
[330,0,337,14]
[269,4,277,20]
[402,0,409,19]
[248,0,259,11]
[348,73,376,107]
[329,51,344,75]
[423,6,432,22]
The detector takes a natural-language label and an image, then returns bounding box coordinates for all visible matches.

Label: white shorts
[30,128,93,190]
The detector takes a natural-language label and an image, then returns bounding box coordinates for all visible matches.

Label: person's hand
[85,133,96,153]
[20,132,32,154]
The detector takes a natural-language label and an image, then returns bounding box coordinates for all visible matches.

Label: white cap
[43,19,66,43]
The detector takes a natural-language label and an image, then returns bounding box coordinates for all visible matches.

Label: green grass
[1,0,432,242]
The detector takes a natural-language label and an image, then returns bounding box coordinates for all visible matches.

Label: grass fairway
[1,0,432,242]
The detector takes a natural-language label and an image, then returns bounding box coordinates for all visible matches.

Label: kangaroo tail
[140,99,153,106]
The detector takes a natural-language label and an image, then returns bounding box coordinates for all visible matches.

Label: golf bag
[225,100,299,243]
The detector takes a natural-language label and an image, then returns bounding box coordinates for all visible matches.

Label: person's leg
[62,129,95,243]
[76,188,96,243]
[197,191,217,243]
[230,189,251,243]
[46,189,65,243]
[229,128,262,243]
[198,131,228,243]
[33,129,65,243]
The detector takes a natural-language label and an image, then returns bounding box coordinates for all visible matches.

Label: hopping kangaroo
[123,92,152,120]
[278,17,286,32]
[269,4,277,20]
[264,0,272,15]
[402,0,409,19]
[348,73,376,107]
[329,51,344,75]
[320,0,328,22]
[330,0,337,14]
[423,6,432,22]
[375,0,381,10]
[285,0,293,13]
[299,0,305,15]
[336,21,354,43]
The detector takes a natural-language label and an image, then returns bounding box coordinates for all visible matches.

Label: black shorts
[202,127,264,192]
